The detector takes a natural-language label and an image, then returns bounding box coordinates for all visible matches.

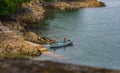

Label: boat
[50,39,73,48]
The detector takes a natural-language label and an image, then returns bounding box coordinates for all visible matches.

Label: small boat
[50,39,73,48]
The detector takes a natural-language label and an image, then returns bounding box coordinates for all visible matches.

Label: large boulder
[24,31,56,44]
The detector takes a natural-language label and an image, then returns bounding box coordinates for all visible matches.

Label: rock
[0,21,2,26]
[48,1,105,10]
[53,2,70,10]
[0,21,3,34]
[0,30,3,35]
[0,34,41,56]
[2,21,25,31]
[24,31,56,44]
[24,31,41,43]
[13,0,45,24]
[31,0,41,4]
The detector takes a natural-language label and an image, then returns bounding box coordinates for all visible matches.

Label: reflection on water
[36,0,120,69]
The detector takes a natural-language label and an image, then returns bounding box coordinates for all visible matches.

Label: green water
[37,0,120,69]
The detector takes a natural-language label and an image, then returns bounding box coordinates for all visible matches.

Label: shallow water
[36,0,120,69]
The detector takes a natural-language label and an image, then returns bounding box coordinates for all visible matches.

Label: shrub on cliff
[0,0,30,16]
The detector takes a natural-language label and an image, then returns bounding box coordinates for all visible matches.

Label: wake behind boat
[50,39,73,48]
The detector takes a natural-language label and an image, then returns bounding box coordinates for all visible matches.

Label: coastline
[2,0,119,73]
[44,1,105,10]
[0,0,106,57]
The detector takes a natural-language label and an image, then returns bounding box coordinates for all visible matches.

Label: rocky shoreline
[44,1,105,10]
[1,0,118,73]
[0,0,56,57]
[0,21,56,57]
[0,0,105,57]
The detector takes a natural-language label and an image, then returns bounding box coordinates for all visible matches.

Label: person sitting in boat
[64,37,67,43]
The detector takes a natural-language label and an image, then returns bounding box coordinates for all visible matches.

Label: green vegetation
[0,0,30,16]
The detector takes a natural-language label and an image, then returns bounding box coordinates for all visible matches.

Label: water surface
[37,0,120,69]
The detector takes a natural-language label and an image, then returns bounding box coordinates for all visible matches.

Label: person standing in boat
[64,37,67,43]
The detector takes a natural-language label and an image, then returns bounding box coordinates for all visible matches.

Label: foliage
[0,0,30,16]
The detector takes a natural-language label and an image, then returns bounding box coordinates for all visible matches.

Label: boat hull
[50,39,73,48]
